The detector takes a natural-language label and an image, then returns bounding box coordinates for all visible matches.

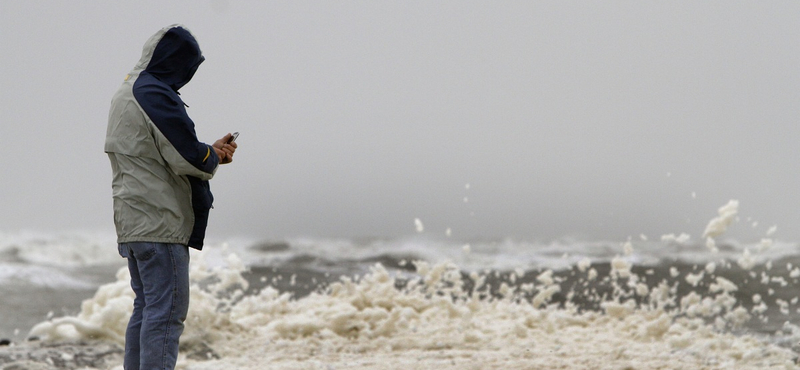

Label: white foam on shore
[28,250,800,370]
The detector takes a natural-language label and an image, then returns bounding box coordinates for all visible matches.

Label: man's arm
[134,78,220,178]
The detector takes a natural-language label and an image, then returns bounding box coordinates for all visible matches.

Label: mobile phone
[227,132,239,144]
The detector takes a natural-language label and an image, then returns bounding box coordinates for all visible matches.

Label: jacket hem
[117,236,189,245]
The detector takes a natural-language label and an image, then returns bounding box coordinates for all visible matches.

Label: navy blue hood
[145,27,204,91]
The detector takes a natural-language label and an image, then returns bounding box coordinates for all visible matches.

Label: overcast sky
[2,1,799,243]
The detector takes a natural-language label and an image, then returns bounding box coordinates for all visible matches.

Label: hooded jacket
[105,24,218,250]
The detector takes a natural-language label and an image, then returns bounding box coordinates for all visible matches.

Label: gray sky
[2,1,799,242]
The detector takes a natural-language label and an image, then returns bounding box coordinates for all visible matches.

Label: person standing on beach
[105,24,237,369]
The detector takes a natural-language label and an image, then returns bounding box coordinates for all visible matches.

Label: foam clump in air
[737,248,756,270]
[705,237,719,253]
[414,218,424,233]
[766,225,778,236]
[622,240,633,256]
[703,200,739,238]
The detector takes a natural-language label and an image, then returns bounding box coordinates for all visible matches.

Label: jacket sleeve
[133,78,219,179]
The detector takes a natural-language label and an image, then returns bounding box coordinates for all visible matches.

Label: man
[105,24,237,370]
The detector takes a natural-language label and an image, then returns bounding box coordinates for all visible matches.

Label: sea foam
[16,200,800,369]
[27,249,799,369]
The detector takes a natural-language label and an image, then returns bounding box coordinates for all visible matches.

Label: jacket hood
[135,24,204,91]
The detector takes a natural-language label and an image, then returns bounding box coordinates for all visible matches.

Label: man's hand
[212,133,238,164]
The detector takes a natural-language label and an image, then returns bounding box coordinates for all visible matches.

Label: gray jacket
[105,25,219,249]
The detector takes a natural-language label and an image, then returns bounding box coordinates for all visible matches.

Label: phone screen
[227,132,239,144]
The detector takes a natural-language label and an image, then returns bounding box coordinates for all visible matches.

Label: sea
[2,202,800,369]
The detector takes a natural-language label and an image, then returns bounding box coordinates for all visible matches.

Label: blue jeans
[118,242,190,370]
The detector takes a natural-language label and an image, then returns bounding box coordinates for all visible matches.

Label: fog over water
[2,1,799,242]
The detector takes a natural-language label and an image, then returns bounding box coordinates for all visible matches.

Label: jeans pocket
[129,243,157,261]
[117,244,130,258]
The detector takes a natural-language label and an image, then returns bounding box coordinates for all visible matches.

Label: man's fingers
[222,143,237,155]
[213,134,237,165]
[224,132,235,144]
